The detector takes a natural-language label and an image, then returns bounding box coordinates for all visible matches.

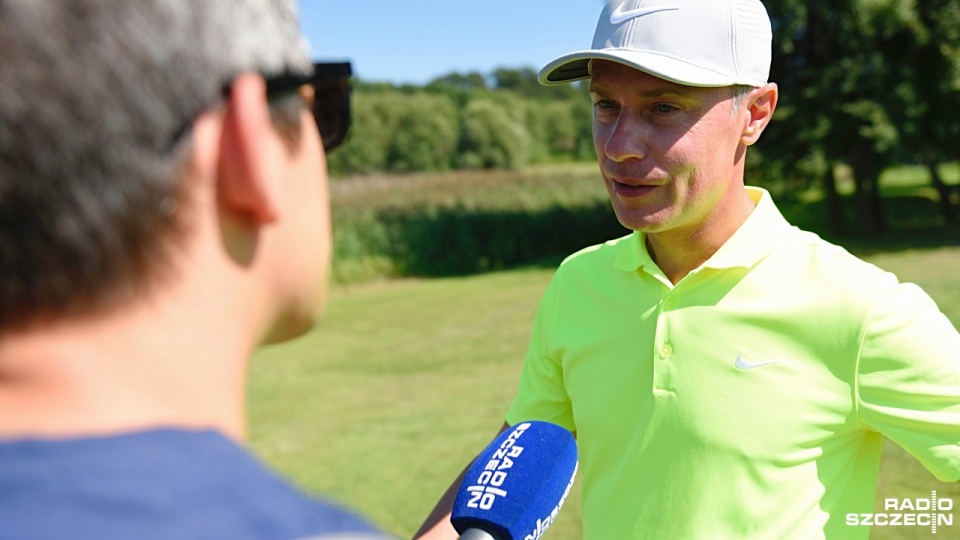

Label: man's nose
[600,112,649,163]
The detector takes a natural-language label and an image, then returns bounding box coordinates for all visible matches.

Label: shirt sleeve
[505,273,576,432]
[856,281,960,482]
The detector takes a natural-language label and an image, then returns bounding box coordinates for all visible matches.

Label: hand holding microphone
[450,421,578,540]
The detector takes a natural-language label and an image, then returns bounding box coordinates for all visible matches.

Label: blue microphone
[451,421,578,540]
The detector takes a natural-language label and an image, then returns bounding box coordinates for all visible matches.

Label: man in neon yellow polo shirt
[414,0,960,538]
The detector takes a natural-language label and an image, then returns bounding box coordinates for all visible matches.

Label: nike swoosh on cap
[735,354,785,370]
[609,5,680,25]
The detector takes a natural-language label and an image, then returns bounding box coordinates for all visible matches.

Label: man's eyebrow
[588,81,608,95]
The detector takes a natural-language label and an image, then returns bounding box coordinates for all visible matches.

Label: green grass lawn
[247,268,554,537]
[248,244,960,539]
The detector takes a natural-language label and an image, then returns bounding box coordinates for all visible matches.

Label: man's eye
[653,104,679,114]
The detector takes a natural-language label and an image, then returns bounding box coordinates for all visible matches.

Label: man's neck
[645,188,757,285]
[0,295,250,441]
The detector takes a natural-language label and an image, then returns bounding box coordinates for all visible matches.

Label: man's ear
[741,83,778,146]
[217,73,279,224]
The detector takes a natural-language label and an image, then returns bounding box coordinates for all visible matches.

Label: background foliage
[326,68,591,177]
[328,163,625,284]
[326,0,959,268]
[328,161,959,285]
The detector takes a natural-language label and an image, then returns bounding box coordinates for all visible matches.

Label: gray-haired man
[0,1,392,538]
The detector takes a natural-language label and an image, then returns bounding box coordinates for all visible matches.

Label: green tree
[457,98,531,170]
[329,61,597,176]
[541,101,580,157]
[429,71,489,91]
[385,93,459,173]
[766,0,960,236]
[327,91,394,175]
[879,0,960,224]
[328,91,459,175]
[766,0,891,235]
[493,66,590,100]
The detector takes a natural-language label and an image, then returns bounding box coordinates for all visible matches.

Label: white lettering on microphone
[464,423,531,510]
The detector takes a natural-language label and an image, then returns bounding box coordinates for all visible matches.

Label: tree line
[326,67,595,176]
[328,0,960,237]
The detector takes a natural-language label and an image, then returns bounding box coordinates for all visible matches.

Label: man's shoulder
[775,226,895,283]
[762,226,910,315]
[0,429,382,540]
[557,232,635,272]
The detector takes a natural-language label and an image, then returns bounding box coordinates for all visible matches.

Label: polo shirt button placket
[658,293,675,361]
[653,290,677,393]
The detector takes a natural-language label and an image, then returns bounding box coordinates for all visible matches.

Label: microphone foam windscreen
[451,421,578,540]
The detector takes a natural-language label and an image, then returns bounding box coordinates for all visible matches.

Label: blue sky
[298,1,605,85]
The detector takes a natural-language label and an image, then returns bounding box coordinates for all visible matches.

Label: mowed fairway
[248,245,960,540]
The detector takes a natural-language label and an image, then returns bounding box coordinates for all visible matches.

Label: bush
[329,165,626,283]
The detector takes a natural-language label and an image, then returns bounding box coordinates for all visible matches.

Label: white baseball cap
[539,0,773,88]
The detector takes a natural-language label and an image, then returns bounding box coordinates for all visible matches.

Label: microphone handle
[458,529,498,540]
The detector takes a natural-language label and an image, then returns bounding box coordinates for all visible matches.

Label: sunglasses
[264,62,353,152]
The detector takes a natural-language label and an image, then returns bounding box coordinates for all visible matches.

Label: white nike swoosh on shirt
[609,5,680,25]
[735,354,785,370]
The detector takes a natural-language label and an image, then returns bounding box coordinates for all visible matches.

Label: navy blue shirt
[0,428,387,539]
